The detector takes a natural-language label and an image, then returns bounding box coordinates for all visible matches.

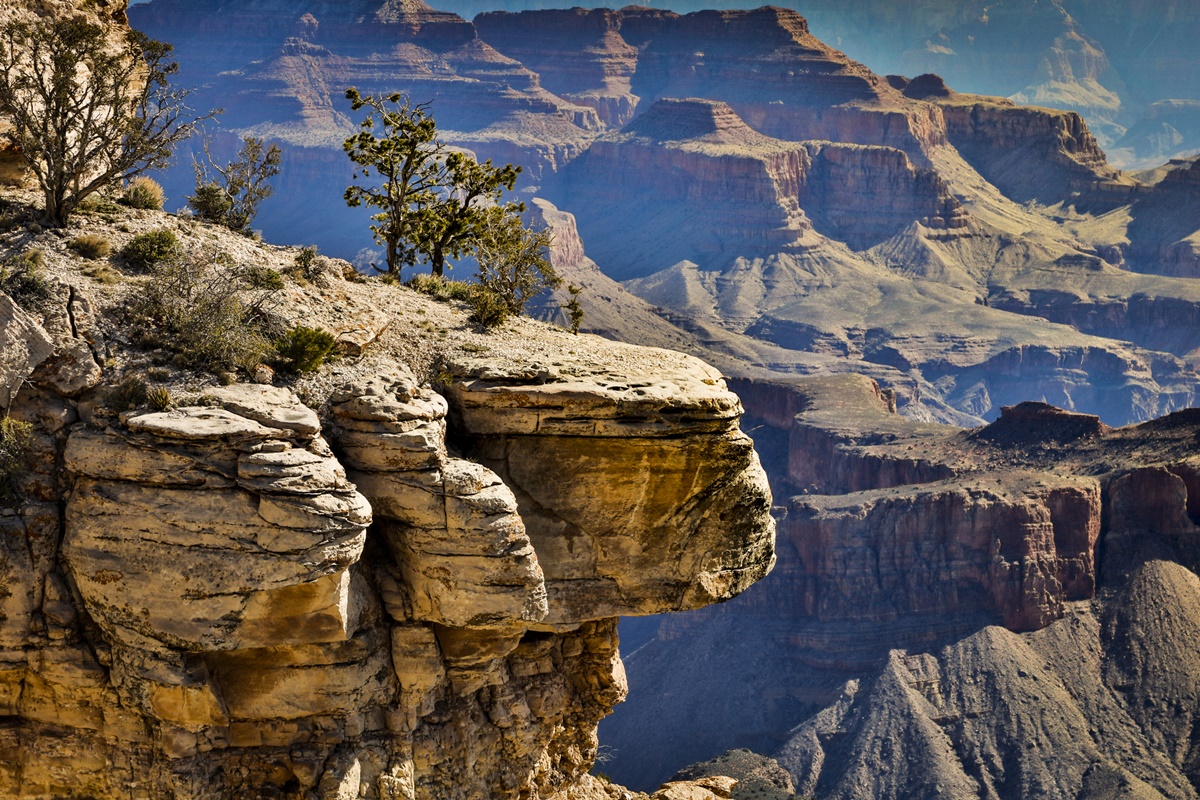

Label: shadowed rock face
[602,374,1200,796]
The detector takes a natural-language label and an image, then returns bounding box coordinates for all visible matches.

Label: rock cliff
[0,189,775,799]
[603,374,1200,797]
[122,0,1200,429]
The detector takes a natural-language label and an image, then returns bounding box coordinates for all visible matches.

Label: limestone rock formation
[0,184,775,799]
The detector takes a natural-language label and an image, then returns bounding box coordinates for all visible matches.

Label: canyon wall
[0,203,775,799]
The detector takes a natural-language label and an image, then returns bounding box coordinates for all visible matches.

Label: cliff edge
[0,184,775,799]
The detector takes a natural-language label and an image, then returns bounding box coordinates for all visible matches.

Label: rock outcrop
[0,186,775,799]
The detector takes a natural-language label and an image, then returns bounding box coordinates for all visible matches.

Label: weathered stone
[0,293,54,408]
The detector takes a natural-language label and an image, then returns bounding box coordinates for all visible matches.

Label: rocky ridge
[126,0,1200,429]
[0,187,775,799]
[603,373,1200,797]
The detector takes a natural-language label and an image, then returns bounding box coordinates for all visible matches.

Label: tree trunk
[431,250,444,278]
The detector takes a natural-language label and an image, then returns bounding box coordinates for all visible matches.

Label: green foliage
[274,326,336,374]
[343,89,443,275]
[120,229,180,272]
[0,249,53,313]
[106,375,148,412]
[465,284,511,329]
[474,211,560,317]
[0,18,216,226]
[69,234,111,260]
[564,283,585,335]
[187,182,231,224]
[414,153,522,277]
[188,136,282,233]
[285,245,323,282]
[342,89,524,278]
[0,417,33,507]
[244,264,284,290]
[127,247,277,372]
[408,273,474,302]
[146,385,172,411]
[122,176,165,210]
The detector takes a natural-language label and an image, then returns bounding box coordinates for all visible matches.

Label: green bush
[127,248,276,372]
[466,284,511,329]
[120,229,180,272]
[408,273,474,302]
[122,177,165,210]
[274,326,336,374]
[0,249,53,313]
[244,264,284,290]
[0,417,34,507]
[69,234,111,259]
[287,246,322,282]
[187,182,232,225]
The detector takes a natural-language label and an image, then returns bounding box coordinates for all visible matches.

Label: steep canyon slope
[126,1,1200,430]
[603,377,1200,798]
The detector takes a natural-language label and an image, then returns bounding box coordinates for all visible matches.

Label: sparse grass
[76,196,123,216]
[121,177,165,210]
[120,229,180,273]
[408,273,474,302]
[81,262,122,284]
[127,247,278,373]
[69,234,111,260]
[0,249,54,313]
[0,417,34,507]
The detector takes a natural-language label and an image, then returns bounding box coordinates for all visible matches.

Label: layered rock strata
[603,373,1200,797]
[0,267,775,799]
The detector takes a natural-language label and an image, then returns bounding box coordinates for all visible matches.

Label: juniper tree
[0,16,214,226]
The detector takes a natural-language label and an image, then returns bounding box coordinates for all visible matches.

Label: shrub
[286,246,324,283]
[274,326,336,374]
[127,247,277,372]
[408,273,474,302]
[0,417,33,507]
[146,385,172,411]
[188,136,281,234]
[563,283,585,335]
[120,229,180,273]
[106,375,148,412]
[187,182,231,225]
[244,264,284,290]
[0,249,53,313]
[122,176,165,210]
[474,212,559,317]
[465,284,511,329]
[69,234,111,260]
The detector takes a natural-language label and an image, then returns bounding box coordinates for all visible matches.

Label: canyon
[604,376,1200,798]
[127,0,1200,430]
[5,0,1200,798]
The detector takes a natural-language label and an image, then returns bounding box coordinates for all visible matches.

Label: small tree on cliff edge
[342,88,525,277]
[342,89,445,275]
[0,17,215,226]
